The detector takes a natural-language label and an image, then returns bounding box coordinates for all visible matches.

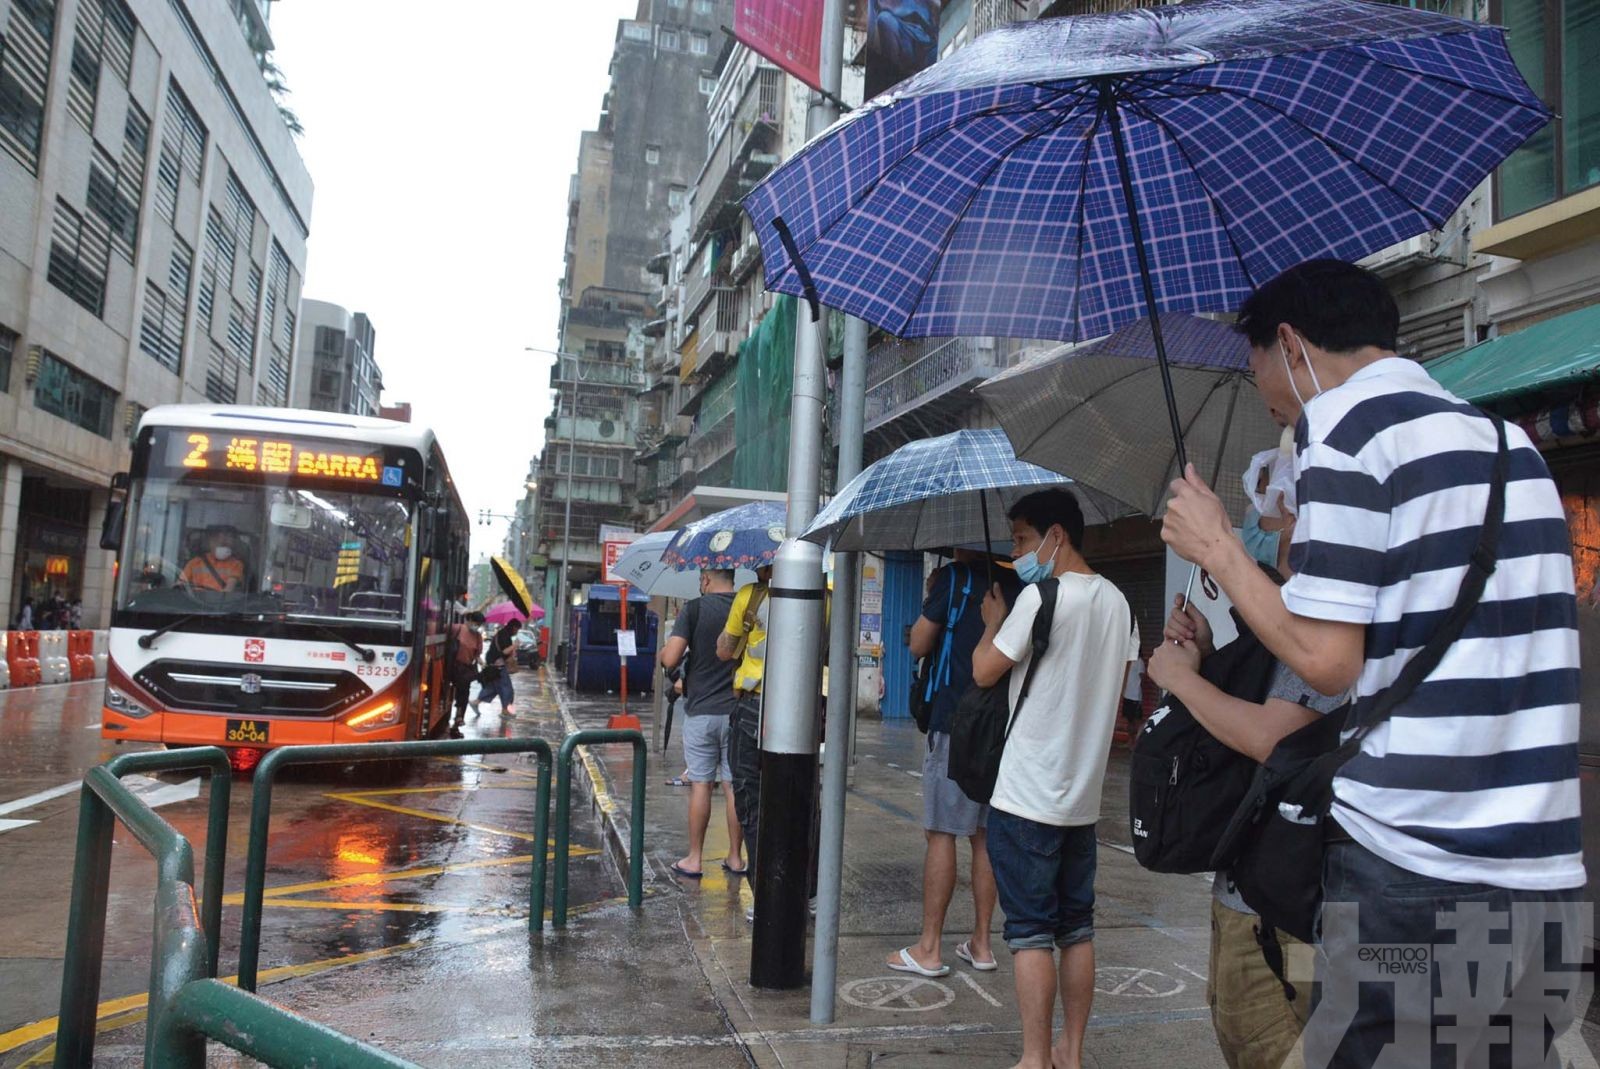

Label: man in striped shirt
[1162,259,1584,1068]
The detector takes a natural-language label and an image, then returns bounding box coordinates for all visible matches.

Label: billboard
[863,0,940,101]
[734,0,825,91]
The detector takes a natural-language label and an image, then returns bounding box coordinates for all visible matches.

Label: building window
[139,281,184,373]
[699,73,717,95]
[47,198,110,318]
[153,79,207,226]
[33,350,117,438]
[1493,0,1600,219]
[659,28,679,50]
[0,325,15,393]
[693,0,714,12]
[622,21,651,41]
[0,0,58,173]
[645,143,661,165]
[689,31,710,54]
[669,184,688,210]
[668,0,685,6]
[86,143,139,259]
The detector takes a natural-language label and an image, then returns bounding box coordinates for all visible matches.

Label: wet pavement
[3,675,1597,1066]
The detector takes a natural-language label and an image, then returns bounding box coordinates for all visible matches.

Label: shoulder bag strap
[1322,418,1510,768]
[935,564,973,691]
[1002,578,1059,743]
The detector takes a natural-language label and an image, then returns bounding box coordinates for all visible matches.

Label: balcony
[695,288,746,373]
[691,66,784,241]
[547,414,636,448]
[864,337,1005,434]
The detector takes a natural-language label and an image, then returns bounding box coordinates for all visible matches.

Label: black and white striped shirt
[1283,357,1582,890]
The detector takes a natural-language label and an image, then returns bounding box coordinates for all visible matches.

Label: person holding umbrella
[470,618,521,718]
[1163,259,1583,1066]
[448,610,486,734]
[660,568,746,880]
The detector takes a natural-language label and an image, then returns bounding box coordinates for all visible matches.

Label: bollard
[552,728,646,928]
[237,736,554,992]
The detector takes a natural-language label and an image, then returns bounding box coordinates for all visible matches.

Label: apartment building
[291,298,381,417]
[0,0,312,628]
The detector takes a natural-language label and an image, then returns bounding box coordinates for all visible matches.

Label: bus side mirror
[100,473,128,551]
[428,507,451,559]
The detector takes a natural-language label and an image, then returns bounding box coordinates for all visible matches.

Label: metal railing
[864,337,1000,429]
[553,729,646,928]
[54,747,414,1068]
[237,736,556,992]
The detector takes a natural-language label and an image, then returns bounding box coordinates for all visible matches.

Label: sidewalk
[559,682,1227,1069]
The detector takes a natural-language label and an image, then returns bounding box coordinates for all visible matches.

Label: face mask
[212,546,233,561]
[1280,334,1324,411]
[1014,531,1060,584]
[1240,508,1281,569]
[1242,425,1297,519]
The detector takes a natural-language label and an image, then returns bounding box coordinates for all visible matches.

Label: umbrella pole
[1098,80,1189,476]
[979,489,995,588]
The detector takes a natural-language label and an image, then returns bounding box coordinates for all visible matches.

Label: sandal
[669,861,703,879]
[721,859,748,876]
[666,776,691,787]
[887,947,948,978]
[956,941,998,971]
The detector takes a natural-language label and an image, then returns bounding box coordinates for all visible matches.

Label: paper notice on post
[616,630,637,657]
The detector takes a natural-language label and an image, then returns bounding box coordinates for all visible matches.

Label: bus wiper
[137,610,258,649]
[291,620,376,663]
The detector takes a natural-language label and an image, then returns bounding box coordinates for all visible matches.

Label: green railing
[553,729,646,927]
[237,736,555,992]
[53,749,413,1069]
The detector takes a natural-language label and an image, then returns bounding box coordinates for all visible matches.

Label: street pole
[811,314,866,1022]
[750,0,845,991]
[557,377,577,666]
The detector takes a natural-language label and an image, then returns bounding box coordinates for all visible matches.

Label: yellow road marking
[324,791,541,841]
[244,899,523,915]
[226,852,534,902]
[458,758,545,780]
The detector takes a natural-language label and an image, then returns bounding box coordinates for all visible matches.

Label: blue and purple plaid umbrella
[743,0,1550,469]
[663,501,788,571]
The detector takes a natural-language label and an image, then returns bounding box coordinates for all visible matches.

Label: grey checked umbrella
[977,313,1278,522]
[801,428,1131,552]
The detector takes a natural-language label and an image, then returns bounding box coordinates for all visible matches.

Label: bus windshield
[115,475,415,627]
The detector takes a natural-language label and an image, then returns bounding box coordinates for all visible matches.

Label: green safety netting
[733,294,796,492]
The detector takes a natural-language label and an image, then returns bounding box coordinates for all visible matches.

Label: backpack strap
[933,564,974,693]
[1002,578,1059,744]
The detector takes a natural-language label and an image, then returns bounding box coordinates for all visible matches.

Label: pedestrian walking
[1162,259,1584,1067]
[470,619,521,717]
[1148,503,1342,1069]
[887,549,1019,979]
[659,569,745,880]
[448,611,485,733]
[970,488,1139,1069]
[15,597,32,630]
[717,564,772,882]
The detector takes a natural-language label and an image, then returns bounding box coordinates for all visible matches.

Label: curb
[548,678,651,897]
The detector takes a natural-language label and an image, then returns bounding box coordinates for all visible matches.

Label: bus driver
[179,527,245,593]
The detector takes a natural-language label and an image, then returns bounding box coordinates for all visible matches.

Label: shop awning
[1425,303,1600,405]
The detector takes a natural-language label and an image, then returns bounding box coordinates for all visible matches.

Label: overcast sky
[270,1,638,562]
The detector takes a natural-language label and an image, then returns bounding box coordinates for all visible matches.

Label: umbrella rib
[1349,39,1553,115]
[1065,99,1110,345]
[772,84,1095,298]
[1120,93,1263,292]
[1151,371,1237,515]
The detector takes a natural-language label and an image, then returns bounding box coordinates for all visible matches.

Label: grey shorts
[682,714,732,783]
[922,731,987,836]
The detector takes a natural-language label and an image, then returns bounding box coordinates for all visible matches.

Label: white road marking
[956,970,1002,1007]
[84,722,102,730]
[841,976,955,1012]
[0,780,81,816]
[906,770,922,778]
[122,775,201,809]
[1174,962,1209,983]
[0,819,37,834]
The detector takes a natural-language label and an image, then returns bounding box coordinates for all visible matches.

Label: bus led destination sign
[164,431,387,482]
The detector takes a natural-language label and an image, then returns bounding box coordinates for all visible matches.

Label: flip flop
[669,862,703,879]
[887,947,949,978]
[721,859,748,876]
[956,941,998,972]
[666,776,691,787]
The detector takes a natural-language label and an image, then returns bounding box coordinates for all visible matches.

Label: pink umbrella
[484,600,544,625]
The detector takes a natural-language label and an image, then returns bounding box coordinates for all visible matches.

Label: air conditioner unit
[1360,234,1436,278]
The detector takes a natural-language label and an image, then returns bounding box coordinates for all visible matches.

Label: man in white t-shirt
[972,488,1139,1069]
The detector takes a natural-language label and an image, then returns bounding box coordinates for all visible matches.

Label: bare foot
[1050,1045,1081,1069]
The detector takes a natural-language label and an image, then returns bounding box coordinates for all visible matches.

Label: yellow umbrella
[489,556,535,618]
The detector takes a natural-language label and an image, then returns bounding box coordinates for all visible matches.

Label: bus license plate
[226,719,269,744]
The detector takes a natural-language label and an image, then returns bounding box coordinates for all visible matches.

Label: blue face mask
[1240,508,1281,569]
[1013,532,1060,584]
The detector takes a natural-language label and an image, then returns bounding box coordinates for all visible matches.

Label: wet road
[0,669,622,1066]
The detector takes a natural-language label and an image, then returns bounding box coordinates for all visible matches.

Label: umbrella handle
[773,216,822,324]
[979,489,995,587]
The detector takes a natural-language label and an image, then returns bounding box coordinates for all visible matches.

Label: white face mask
[1280,334,1324,411]
[212,546,233,560]
[1242,425,1297,519]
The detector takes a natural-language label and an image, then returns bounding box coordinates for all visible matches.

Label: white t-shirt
[991,573,1139,827]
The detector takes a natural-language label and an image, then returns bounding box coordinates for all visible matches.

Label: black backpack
[1129,604,1279,874]
[948,579,1057,805]
[910,564,974,733]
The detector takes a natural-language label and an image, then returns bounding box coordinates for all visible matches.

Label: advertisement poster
[734,0,824,91]
[863,0,940,101]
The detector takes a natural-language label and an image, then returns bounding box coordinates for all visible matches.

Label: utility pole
[558,376,577,664]
[810,315,866,1020]
[749,0,845,991]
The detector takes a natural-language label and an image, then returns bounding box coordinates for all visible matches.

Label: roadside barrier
[52,748,413,1069]
[39,630,69,684]
[67,630,95,681]
[553,728,646,927]
[236,736,555,992]
[6,631,40,687]
[0,630,110,690]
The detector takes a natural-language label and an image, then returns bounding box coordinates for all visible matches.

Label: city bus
[99,405,470,765]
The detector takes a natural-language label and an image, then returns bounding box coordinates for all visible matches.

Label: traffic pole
[619,582,629,717]
[811,314,866,1021]
[750,0,845,992]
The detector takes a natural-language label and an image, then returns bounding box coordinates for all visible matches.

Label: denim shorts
[987,807,1096,951]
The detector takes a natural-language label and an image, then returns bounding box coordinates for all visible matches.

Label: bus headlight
[346,700,399,731]
[105,684,153,719]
